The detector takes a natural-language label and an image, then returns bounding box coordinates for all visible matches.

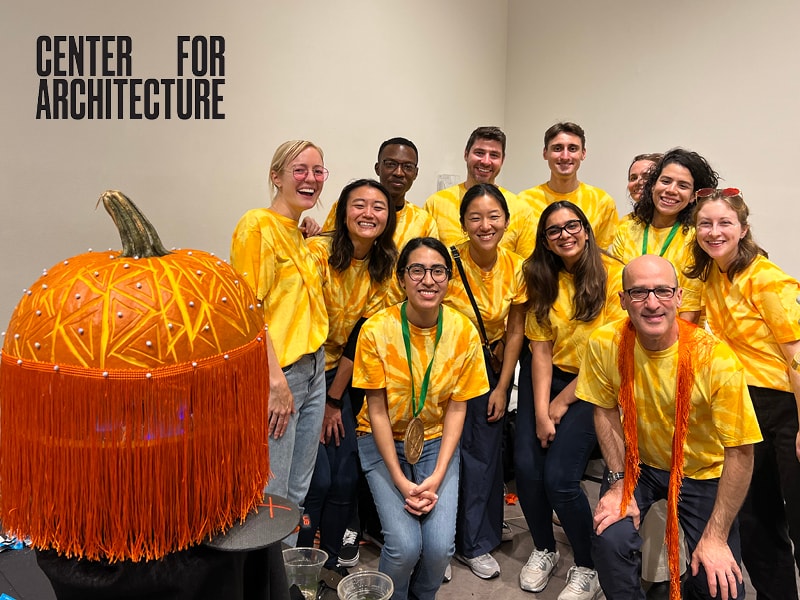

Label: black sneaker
[337,528,360,567]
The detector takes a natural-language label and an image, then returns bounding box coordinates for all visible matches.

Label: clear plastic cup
[336,570,394,600]
[282,547,328,600]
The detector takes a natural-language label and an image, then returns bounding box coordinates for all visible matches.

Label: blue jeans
[592,464,745,600]
[358,435,460,600]
[264,348,325,515]
[298,369,359,567]
[514,366,596,567]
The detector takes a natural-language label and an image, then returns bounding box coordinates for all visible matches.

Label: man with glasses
[575,255,761,600]
[423,126,535,260]
[324,137,438,249]
[518,122,619,250]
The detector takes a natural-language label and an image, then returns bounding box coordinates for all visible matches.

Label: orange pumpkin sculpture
[0,190,271,562]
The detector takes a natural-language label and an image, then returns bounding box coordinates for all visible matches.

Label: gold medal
[404,417,425,465]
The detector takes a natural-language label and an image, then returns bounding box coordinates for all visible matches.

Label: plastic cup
[282,547,328,600]
[336,570,394,600]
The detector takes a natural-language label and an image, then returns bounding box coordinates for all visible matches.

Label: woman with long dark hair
[298,178,397,567]
[516,201,624,598]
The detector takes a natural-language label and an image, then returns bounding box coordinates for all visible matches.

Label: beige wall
[2,0,798,329]
[503,0,800,279]
[0,0,509,327]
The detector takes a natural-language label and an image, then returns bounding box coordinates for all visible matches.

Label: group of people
[229,123,800,600]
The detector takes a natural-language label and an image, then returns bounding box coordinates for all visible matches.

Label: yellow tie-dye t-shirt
[609,215,702,313]
[518,182,619,250]
[230,207,328,367]
[444,242,527,344]
[525,254,626,373]
[703,255,800,392]
[308,235,392,370]
[322,199,438,312]
[576,320,762,479]
[423,183,536,259]
[353,303,490,440]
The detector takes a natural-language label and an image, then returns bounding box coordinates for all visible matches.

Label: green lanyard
[400,302,443,419]
[642,222,680,257]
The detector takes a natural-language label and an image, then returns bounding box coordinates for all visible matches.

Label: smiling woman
[297,179,398,567]
[352,237,489,600]
[230,140,329,519]
[609,148,719,324]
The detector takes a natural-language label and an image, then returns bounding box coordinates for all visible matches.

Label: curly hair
[634,148,718,233]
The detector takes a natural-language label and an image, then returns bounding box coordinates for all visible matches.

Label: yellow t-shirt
[517,182,619,250]
[308,235,392,370]
[609,215,702,313]
[704,255,800,392]
[444,242,527,344]
[423,183,536,259]
[322,199,438,312]
[353,304,490,440]
[525,254,626,373]
[576,320,762,480]
[230,208,328,367]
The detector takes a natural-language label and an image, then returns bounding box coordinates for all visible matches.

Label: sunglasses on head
[694,187,741,200]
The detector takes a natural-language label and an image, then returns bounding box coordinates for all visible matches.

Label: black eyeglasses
[624,287,677,302]
[382,159,417,174]
[405,264,450,283]
[285,166,329,182]
[544,219,583,241]
[694,187,741,200]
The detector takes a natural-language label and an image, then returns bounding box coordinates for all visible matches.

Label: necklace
[400,302,443,464]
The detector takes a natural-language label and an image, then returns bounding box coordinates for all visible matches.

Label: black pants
[740,386,800,600]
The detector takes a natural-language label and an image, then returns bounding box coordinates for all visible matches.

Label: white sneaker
[558,566,601,600]
[455,552,500,579]
[520,548,560,592]
[442,562,452,583]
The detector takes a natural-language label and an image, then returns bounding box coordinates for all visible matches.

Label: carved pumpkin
[0,190,270,562]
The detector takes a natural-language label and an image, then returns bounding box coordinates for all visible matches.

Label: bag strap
[450,245,491,347]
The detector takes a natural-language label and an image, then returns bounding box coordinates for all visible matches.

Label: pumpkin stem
[99,190,171,258]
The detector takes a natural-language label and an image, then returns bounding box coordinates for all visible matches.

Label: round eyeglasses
[285,167,329,182]
[544,219,583,241]
[405,264,450,283]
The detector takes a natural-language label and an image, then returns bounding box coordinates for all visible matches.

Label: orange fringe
[0,333,270,562]
[618,318,698,600]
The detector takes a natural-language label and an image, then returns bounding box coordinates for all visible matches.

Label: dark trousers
[297,369,359,567]
[740,386,800,600]
[592,464,745,600]
[455,354,506,558]
[514,363,596,567]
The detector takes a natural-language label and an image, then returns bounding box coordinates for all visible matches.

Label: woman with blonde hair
[230,140,329,516]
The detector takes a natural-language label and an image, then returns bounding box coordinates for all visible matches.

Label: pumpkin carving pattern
[0,191,271,562]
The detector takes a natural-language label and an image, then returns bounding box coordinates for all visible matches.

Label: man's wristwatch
[606,471,625,486]
[326,394,344,410]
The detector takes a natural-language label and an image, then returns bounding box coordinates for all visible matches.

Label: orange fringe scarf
[0,333,271,562]
[617,318,696,600]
